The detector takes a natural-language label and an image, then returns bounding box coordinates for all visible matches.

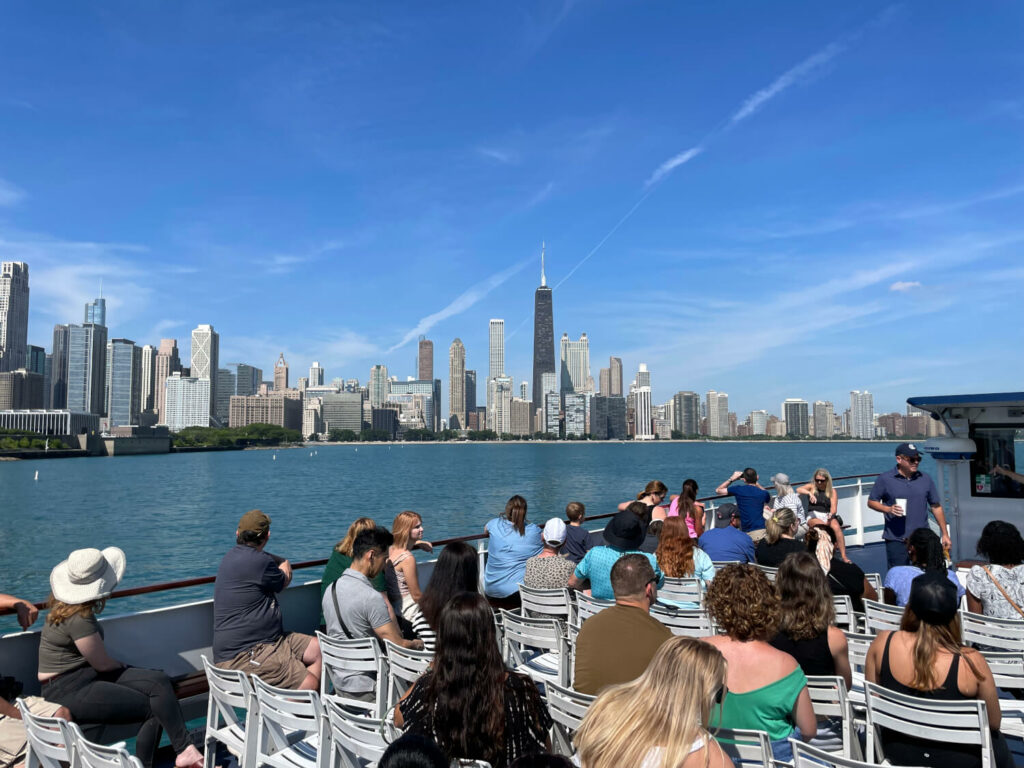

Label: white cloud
[477,147,518,165]
[890,281,922,292]
[524,181,555,209]
[0,178,26,207]
[645,146,703,187]
[730,41,845,125]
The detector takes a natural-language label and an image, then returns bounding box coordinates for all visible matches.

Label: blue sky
[1,1,1022,417]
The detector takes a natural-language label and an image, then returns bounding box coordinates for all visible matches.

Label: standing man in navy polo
[716,468,771,542]
[867,443,950,568]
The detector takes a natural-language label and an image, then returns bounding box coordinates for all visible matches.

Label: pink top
[668,497,699,538]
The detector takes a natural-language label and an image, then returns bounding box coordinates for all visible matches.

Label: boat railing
[0,472,881,617]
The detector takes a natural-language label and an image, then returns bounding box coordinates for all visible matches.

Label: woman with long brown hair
[655,516,714,586]
[483,495,542,608]
[394,592,551,767]
[618,480,668,523]
[666,478,705,538]
[865,571,1012,768]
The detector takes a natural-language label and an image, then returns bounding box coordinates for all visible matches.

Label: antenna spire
[540,241,546,287]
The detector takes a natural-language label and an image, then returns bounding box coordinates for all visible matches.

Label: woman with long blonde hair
[655,516,715,587]
[390,510,432,623]
[574,636,732,768]
[322,517,384,604]
[754,507,804,567]
[797,467,849,561]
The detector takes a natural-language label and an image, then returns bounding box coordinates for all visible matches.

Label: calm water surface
[0,441,906,631]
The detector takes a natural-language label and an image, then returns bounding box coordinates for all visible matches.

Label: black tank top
[808,492,831,517]
[879,631,965,699]
[770,630,835,676]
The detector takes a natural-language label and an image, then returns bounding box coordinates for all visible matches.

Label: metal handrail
[0,472,880,615]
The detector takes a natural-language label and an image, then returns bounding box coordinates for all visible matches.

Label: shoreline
[309,438,901,446]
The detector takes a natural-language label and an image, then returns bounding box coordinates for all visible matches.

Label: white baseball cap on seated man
[50,547,126,605]
[542,518,568,547]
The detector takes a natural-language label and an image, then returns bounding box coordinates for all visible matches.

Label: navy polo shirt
[868,467,941,542]
[724,483,771,532]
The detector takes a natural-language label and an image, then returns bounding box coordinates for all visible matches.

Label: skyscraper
[418,337,434,381]
[464,370,476,414]
[559,333,591,393]
[531,244,555,416]
[140,344,156,413]
[672,391,701,436]
[487,375,513,433]
[706,390,730,437]
[154,339,182,424]
[229,363,262,396]
[488,319,504,380]
[782,398,810,437]
[598,367,611,396]
[850,390,874,439]
[449,339,466,429]
[749,410,769,435]
[0,262,29,373]
[309,361,324,387]
[84,296,106,326]
[164,373,211,432]
[609,357,623,397]
[67,323,107,415]
[105,339,142,427]
[813,400,835,438]
[273,353,289,391]
[369,364,389,407]
[190,324,219,423]
[50,324,70,409]
[634,364,653,440]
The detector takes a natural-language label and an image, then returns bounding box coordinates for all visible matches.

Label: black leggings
[42,666,190,768]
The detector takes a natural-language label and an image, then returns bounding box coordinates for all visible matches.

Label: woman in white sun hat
[37,547,203,768]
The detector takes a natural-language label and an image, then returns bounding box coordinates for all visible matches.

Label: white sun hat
[50,547,126,605]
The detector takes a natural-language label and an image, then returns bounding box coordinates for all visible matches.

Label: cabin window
[970,426,1024,498]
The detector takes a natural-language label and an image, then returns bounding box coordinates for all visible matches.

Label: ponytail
[765,507,797,545]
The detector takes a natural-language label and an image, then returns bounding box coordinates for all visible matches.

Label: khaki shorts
[747,528,768,543]
[0,696,62,768]
[216,633,314,689]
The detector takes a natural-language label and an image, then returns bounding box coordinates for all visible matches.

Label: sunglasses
[902,456,922,463]
[815,478,827,483]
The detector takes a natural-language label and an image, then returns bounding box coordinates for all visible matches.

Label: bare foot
[174,745,204,768]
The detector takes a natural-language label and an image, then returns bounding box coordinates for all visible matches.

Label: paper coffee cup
[895,498,908,516]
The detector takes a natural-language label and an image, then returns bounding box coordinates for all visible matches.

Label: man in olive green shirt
[572,554,671,695]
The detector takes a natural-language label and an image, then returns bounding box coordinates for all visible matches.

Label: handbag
[981,566,1024,620]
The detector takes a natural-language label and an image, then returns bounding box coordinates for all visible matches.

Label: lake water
[0,441,907,631]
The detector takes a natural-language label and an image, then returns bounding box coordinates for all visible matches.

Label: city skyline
[2,4,1021,415]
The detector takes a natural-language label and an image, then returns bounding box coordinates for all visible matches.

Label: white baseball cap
[542,518,567,546]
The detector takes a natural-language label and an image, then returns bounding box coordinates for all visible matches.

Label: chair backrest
[67,724,143,768]
[316,630,386,717]
[805,675,859,759]
[842,630,875,674]
[792,738,920,768]
[711,560,741,568]
[658,576,703,605]
[575,593,614,623]
[201,654,256,762]
[16,699,78,768]
[500,610,567,685]
[961,610,1024,652]
[649,604,713,638]
[518,584,573,622]
[755,565,778,583]
[713,727,774,767]
[864,572,882,596]
[383,639,434,709]
[545,682,596,757]
[980,650,1024,690]
[251,675,325,768]
[832,594,856,630]
[322,695,389,768]
[862,599,904,635]
[863,680,992,766]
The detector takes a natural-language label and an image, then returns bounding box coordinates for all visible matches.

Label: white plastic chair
[864,572,882,597]
[322,695,390,768]
[649,604,714,638]
[499,609,568,687]
[67,724,144,768]
[861,599,904,635]
[863,680,993,767]
[250,675,326,768]
[832,594,856,630]
[201,654,257,768]
[755,565,778,583]
[383,639,433,710]
[16,698,78,768]
[712,727,774,767]
[575,594,614,623]
[842,630,874,676]
[711,560,741,569]
[316,631,387,717]
[519,584,574,623]
[804,675,862,760]
[658,576,703,605]
[792,738,927,768]
[980,650,1024,738]
[545,682,595,757]
[961,611,1024,652]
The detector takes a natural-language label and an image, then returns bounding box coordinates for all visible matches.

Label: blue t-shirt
[213,545,287,662]
[483,518,543,598]
[868,467,941,542]
[724,484,771,532]
[573,545,664,600]
[561,525,593,564]
[698,525,757,563]
[884,566,965,606]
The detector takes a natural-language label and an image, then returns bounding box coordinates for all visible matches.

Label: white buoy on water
[273,454,277,461]
[34,470,39,481]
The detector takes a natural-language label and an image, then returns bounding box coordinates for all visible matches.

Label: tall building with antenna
[531,242,555,417]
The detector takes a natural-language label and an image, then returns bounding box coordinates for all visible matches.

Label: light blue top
[483,517,543,597]
[573,545,665,600]
[884,565,965,606]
